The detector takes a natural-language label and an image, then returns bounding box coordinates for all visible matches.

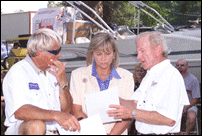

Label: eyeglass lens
[176,64,184,66]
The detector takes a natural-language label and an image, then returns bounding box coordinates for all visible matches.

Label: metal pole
[134,7,136,27]
[63,8,67,45]
[71,8,76,44]
[137,8,140,35]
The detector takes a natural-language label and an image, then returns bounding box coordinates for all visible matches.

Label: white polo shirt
[3,55,61,131]
[131,59,190,134]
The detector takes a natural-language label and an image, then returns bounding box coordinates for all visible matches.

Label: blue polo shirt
[92,61,121,91]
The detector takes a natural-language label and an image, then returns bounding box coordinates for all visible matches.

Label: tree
[48,1,201,27]
[103,1,136,28]
[56,1,135,28]
[47,1,63,8]
[155,1,201,26]
[132,1,171,27]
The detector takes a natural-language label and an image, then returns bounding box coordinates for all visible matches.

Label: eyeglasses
[176,64,184,67]
[47,47,61,55]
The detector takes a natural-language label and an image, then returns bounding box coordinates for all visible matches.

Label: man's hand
[182,106,189,115]
[119,97,137,109]
[48,59,67,86]
[107,104,133,119]
[56,112,81,132]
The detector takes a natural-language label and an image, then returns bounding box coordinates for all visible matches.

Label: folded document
[85,86,121,124]
[56,114,106,135]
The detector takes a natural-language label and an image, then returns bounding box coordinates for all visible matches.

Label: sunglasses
[47,47,61,55]
[176,64,184,67]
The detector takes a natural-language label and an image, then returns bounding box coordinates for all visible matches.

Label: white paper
[85,86,121,124]
[56,114,106,135]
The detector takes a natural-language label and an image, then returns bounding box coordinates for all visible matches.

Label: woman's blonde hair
[86,32,119,68]
[133,62,146,83]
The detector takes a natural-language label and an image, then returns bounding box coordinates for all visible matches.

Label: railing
[66,1,117,41]
[65,1,175,41]
[129,1,174,34]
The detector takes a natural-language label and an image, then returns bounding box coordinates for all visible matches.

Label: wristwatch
[61,83,68,90]
[132,108,136,119]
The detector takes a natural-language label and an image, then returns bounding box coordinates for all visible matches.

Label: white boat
[59,1,201,83]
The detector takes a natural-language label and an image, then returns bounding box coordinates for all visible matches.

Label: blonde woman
[128,63,146,135]
[70,32,134,135]
[133,63,147,91]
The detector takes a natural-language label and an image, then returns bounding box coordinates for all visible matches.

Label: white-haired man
[3,28,80,135]
[107,31,190,135]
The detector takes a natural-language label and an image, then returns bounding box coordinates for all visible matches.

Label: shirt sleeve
[154,71,189,121]
[3,67,31,123]
[191,78,201,99]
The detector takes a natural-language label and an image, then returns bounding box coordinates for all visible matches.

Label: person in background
[176,59,201,135]
[8,42,20,57]
[128,62,146,135]
[133,62,147,91]
[1,71,7,118]
[70,32,134,135]
[107,31,190,135]
[3,28,80,135]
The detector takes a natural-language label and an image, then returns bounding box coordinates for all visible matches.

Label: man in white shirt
[3,28,80,135]
[107,31,190,135]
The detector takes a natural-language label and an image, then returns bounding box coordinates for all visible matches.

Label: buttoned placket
[39,72,57,110]
[137,71,156,109]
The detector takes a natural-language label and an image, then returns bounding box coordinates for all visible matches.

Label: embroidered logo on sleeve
[151,81,158,86]
[29,83,40,90]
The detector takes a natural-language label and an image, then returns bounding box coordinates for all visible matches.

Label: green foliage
[137,1,170,27]
[47,1,63,8]
[103,1,136,28]
[50,1,201,27]
[147,1,199,26]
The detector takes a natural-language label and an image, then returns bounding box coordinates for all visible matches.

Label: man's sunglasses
[47,47,61,55]
[176,64,184,67]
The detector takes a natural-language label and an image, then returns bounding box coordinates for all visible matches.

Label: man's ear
[185,63,189,70]
[35,50,43,57]
[155,45,163,56]
[35,51,40,56]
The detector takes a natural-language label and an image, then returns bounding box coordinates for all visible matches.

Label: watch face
[132,109,136,118]
[62,84,68,90]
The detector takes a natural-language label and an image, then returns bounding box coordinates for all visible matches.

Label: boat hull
[60,34,201,83]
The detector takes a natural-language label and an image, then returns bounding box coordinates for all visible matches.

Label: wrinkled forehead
[136,36,150,48]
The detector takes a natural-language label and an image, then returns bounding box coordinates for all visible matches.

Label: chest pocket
[28,82,46,107]
[29,89,44,105]
[142,81,158,111]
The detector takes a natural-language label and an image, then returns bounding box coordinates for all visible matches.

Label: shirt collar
[148,59,170,75]
[24,54,44,75]
[92,61,121,79]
